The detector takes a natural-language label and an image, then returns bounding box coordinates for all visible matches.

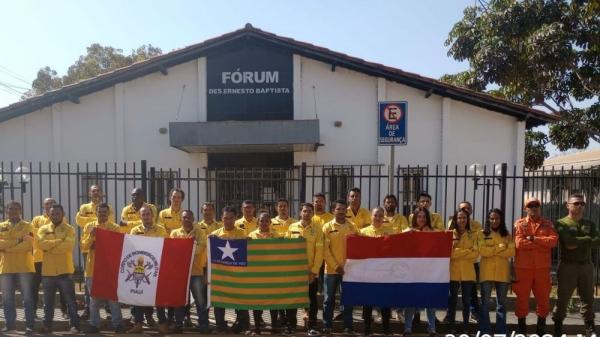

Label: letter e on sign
[383,104,402,124]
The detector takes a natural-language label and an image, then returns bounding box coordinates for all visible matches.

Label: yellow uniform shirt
[37,222,76,276]
[198,220,222,237]
[0,220,34,274]
[479,230,515,283]
[248,229,280,239]
[235,216,257,235]
[129,224,168,238]
[346,207,370,229]
[31,214,66,263]
[383,214,409,234]
[409,212,444,231]
[312,212,334,227]
[271,216,296,236]
[450,230,480,281]
[322,219,358,274]
[171,225,207,276]
[120,203,158,234]
[360,224,396,237]
[76,202,115,254]
[80,221,120,278]
[76,202,115,229]
[286,221,324,274]
[211,226,247,239]
[447,218,483,232]
[158,207,183,233]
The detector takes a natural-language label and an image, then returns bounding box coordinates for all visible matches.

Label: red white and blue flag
[341,231,453,308]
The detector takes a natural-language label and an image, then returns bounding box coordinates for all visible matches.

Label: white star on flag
[218,240,238,261]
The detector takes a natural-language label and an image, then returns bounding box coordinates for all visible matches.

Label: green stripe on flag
[211,302,309,310]
[248,259,307,266]
[212,280,306,289]
[212,290,307,300]
[248,248,306,255]
[248,238,304,245]
[212,269,307,278]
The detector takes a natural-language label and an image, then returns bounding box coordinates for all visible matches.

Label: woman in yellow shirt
[447,208,479,333]
[478,208,514,335]
[403,207,438,337]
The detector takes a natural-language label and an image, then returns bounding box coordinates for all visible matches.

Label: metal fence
[1,161,599,285]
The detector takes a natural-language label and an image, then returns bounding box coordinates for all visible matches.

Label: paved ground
[0,307,597,335]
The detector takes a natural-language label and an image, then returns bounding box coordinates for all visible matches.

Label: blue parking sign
[378,101,407,145]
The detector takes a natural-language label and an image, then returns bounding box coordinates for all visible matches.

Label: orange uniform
[513,216,558,318]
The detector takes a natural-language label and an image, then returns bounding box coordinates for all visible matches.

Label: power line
[0,80,29,91]
[0,86,21,97]
[0,82,25,95]
[0,65,31,85]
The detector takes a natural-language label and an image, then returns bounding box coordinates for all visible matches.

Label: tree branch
[574,70,600,97]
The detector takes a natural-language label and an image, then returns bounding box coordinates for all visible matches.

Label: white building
[0,24,556,223]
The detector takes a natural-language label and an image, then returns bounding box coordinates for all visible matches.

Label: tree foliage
[442,0,599,170]
[23,44,162,98]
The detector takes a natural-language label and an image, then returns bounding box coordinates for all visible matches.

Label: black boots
[517,317,527,334]
[536,316,546,336]
[553,318,563,337]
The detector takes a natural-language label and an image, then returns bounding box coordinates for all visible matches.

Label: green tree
[442,0,599,170]
[23,44,162,98]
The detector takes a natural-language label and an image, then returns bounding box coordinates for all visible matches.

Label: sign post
[378,101,407,195]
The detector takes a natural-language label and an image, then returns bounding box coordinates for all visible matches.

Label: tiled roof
[0,24,558,126]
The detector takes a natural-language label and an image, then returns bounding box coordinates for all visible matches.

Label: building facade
[0,24,555,223]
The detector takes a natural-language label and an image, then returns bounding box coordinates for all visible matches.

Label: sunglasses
[569,201,586,206]
[526,204,540,209]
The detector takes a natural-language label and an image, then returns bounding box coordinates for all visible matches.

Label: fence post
[149,167,156,204]
[141,160,147,200]
[500,162,507,217]
[300,162,307,203]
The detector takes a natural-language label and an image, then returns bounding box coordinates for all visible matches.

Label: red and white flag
[91,229,195,307]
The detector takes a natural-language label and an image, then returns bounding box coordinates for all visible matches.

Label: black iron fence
[1,161,599,286]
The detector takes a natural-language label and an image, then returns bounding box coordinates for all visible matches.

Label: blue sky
[0,0,592,155]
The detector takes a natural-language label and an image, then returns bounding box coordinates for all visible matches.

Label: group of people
[0,184,598,337]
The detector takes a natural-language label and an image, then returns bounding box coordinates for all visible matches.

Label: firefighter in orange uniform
[513,197,558,336]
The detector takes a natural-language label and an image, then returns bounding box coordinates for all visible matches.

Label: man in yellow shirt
[322,199,358,334]
[127,205,170,334]
[271,198,296,236]
[249,211,283,335]
[31,197,67,317]
[235,199,257,235]
[312,192,334,226]
[80,203,124,333]
[360,207,393,336]
[171,210,209,333]
[75,185,114,320]
[37,204,80,333]
[408,192,444,231]
[198,202,222,235]
[287,203,323,336]
[0,201,35,333]
[211,206,250,333]
[346,188,370,229]
[382,194,408,233]
[158,188,185,234]
[76,185,115,228]
[120,187,158,234]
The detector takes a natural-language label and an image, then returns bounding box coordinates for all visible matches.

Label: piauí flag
[208,237,309,310]
[341,231,453,308]
[91,228,195,307]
